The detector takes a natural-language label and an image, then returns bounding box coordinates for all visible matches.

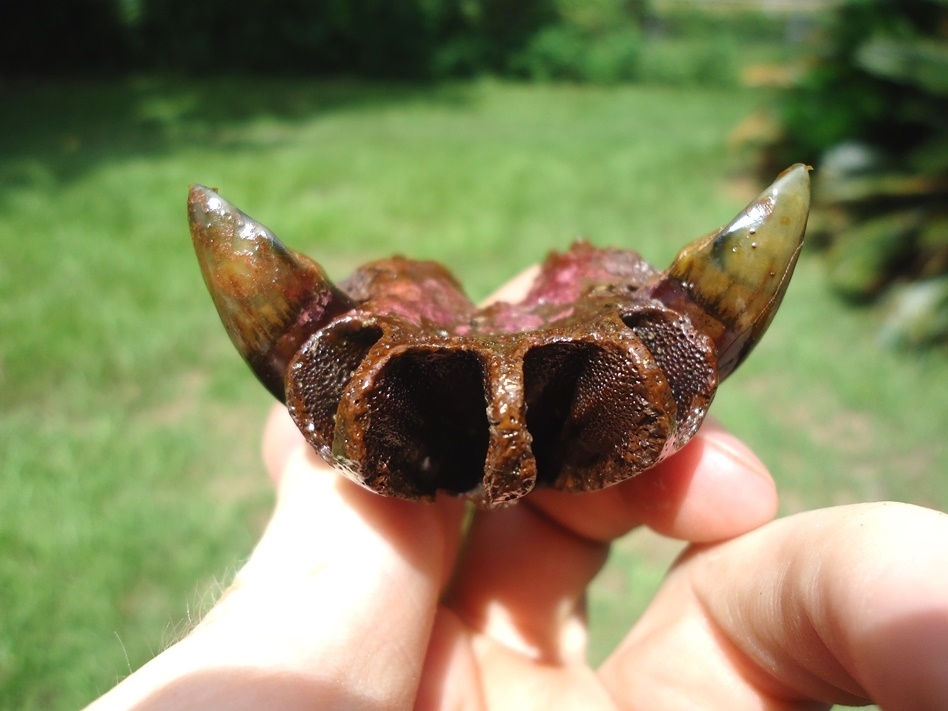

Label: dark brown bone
[189,165,809,508]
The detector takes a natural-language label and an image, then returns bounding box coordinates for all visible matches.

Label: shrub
[513,25,642,84]
[762,0,948,346]
[636,37,737,87]
[510,0,646,84]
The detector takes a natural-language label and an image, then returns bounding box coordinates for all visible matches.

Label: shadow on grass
[0,76,478,195]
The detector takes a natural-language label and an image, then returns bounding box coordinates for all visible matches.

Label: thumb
[599,502,948,710]
[204,409,467,707]
[88,407,465,710]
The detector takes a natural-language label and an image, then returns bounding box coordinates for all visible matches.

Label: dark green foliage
[772,0,948,166]
[1,0,794,87]
[1,0,137,74]
[510,0,645,83]
[1,0,557,79]
[655,4,788,44]
[635,36,737,87]
[513,24,643,84]
[137,0,436,76]
[136,0,563,77]
[765,0,948,346]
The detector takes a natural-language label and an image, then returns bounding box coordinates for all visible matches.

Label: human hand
[88,406,948,710]
[87,270,948,710]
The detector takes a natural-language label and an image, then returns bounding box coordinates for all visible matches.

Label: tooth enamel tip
[663,164,810,379]
[188,185,353,401]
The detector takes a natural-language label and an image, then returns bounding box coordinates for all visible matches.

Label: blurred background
[1,0,946,707]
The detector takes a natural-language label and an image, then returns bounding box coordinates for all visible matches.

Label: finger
[527,419,778,543]
[92,444,465,710]
[207,449,466,700]
[481,265,540,306]
[444,420,774,668]
[415,609,486,711]
[600,502,948,709]
[446,502,609,666]
[261,403,307,484]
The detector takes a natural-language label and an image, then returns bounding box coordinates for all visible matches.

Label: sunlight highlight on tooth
[657,163,810,378]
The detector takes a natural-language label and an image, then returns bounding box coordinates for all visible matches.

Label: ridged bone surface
[189,165,809,508]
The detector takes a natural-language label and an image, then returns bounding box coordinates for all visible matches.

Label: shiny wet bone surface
[189,165,809,508]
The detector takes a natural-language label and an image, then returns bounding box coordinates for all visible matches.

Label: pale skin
[88,270,948,711]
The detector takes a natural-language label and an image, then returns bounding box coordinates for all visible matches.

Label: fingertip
[480,265,540,306]
[818,503,948,709]
[670,503,948,707]
[262,404,309,485]
[527,422,777,544]
[260,406,467,573]
[696,420,772,485]
[657,423,778,542]
[255,441,468,594]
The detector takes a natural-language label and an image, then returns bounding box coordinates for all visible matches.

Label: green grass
[1,77,945,709]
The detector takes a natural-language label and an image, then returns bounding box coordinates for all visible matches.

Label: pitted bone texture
[284,240,718,508]
[190,166,810,508]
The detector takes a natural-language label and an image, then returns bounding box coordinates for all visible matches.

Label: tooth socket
[283,242,716,508]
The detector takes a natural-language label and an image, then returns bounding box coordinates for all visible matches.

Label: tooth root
[656,164,810,380]
[188,185,355,401]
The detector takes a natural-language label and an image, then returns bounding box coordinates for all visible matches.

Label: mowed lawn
[1,77,945,709]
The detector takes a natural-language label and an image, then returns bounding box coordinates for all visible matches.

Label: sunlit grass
[1,77,944,708]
